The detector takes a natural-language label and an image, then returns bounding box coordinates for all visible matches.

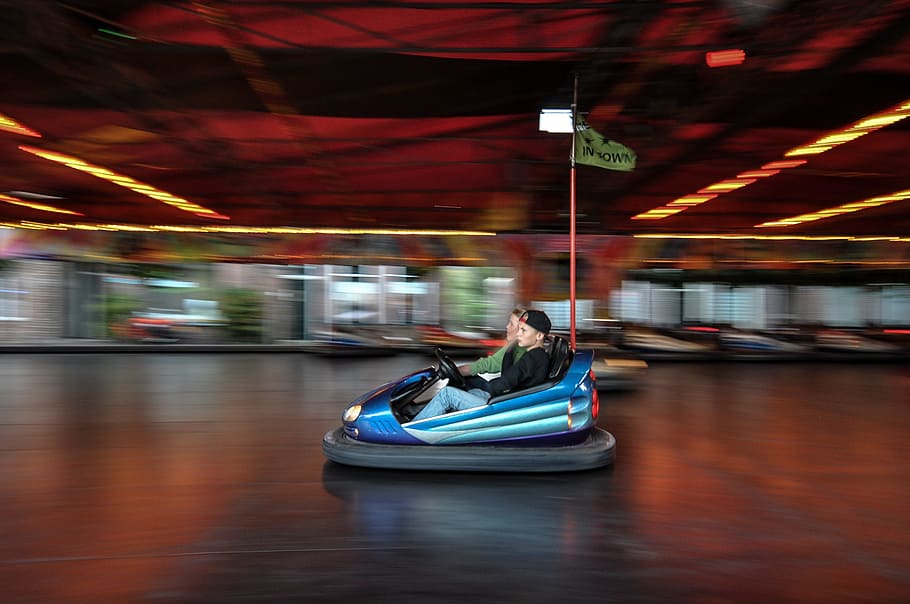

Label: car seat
[486,335,574,405]
[546,335,573,381]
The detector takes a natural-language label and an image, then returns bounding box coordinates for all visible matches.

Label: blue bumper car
[322,337,616,472]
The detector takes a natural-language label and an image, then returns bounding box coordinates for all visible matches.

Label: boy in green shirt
[459,306,528,379]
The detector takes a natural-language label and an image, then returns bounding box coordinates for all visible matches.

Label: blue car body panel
[341,350,597,447]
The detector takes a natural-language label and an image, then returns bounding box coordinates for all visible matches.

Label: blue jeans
[412,386,491,421]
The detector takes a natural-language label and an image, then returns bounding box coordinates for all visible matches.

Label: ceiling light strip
[0,113,42,138]
[0,193,83,216]
[756,189,910,228]
[634,233,910,242]
[18,145,229,220]
[785,99,910,157]
[0,221,495,236]
[632,97,910,222]
[632,171,786,220]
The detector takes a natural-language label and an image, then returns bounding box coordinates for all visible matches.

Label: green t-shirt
[468,343,526,375]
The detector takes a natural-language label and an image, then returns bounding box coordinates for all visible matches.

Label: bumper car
[619,327,718,360]
[323,336,615,472]
[416,325,500,357]
[815,329,904,356]
[301,328,397,356]
[592,356,648,391]
[718,329,811,358]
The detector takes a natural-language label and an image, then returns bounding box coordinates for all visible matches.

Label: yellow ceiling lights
[756,189,910,228]
[0,193,83,216]
[631,165,795,220]
[699,178,756,193]
[785,100,910,157]
[0,221,496,236]
[0,113,41,138]
[634,233,910,242]
[632,97,910,221]
[18,145,229,220]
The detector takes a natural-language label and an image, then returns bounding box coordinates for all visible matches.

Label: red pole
[569,73,578,349]
[570,158,577,349]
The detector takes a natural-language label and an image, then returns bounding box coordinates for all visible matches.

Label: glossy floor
[2,354,909,603]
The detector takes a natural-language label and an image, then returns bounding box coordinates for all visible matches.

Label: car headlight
[343,404,362,422]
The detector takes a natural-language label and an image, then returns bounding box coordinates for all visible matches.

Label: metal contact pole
[569,72,578,349]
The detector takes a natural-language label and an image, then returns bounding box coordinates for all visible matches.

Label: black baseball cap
[520,310,551,334]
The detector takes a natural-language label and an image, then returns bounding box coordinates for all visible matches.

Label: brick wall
[0,260,64,342]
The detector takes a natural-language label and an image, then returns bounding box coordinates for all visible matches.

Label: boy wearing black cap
[459,306,528,379]
[411,309,552,422]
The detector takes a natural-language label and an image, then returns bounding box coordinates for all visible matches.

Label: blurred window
[822,286,864,327]
[880,285,910,327]
[331,266,379,324]
[0,275,26,321]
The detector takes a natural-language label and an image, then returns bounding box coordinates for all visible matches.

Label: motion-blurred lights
[761,160,806,170]
[699,178,756,193]
[705,49,746,67]
[786,98,910,157]
[0,114,41,137]
[668,194,718,206]
[633,171,778,220]
[0,193,82,216]
[18,145,229,220]
[631,208,685,220]
[20,221,66,230]
[0,221,496,236]
[634,233,910,242]
[737,169,780,178]
[635,100,909,222]
[756,189,910,227]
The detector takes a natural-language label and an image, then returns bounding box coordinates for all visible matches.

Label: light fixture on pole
[538,80,579,348]
[540,81,637,347]
[538,109,574,133]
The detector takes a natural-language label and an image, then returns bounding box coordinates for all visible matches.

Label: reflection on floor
[2,354,909,603]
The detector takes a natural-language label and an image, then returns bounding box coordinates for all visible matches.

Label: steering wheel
[434,348,467,390]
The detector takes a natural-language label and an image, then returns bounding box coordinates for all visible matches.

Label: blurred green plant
[100,292,140,339]
[220,287,262,342]
[440,267,497,327]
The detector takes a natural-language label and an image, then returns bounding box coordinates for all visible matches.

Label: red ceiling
[0,1,908,236]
